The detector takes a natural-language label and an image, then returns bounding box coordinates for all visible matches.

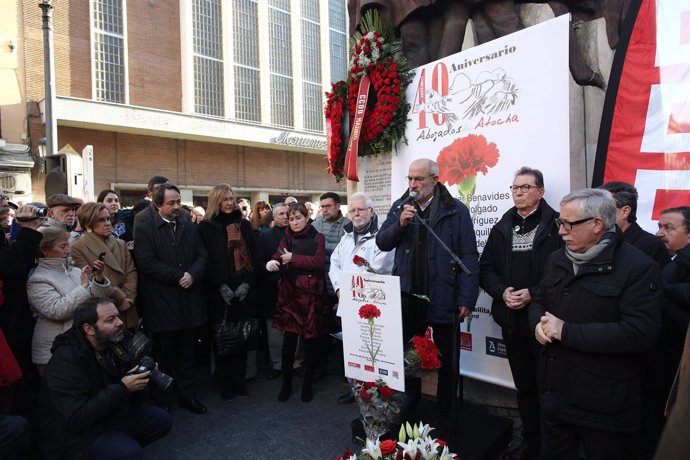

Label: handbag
[213,303,260,356]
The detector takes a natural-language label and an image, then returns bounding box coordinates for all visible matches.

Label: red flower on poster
[359,304,381,320]
[437,134,500,186]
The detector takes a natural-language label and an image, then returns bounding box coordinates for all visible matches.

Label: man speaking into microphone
[376,158,479,419]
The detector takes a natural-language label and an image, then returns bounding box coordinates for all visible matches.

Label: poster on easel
[339,271,405,392]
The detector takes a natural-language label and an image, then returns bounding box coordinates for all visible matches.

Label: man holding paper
[329,192,395,404]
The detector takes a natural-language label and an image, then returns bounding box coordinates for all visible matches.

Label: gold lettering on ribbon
[344,75,371,182]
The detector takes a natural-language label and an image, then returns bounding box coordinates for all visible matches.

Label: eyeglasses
[349,207,372,214]
[554,217,594,231]
[509,184,540,193]
[405,175,435,182]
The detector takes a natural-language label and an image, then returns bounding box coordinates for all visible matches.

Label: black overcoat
[134,212,208,333]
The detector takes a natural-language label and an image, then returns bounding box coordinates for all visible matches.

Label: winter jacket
[376,183,480,323]
[622,222,670,269]
[312,213,351,295]
[528,232,662,432]
[328,217,395,293]
[134,212,208,333]
[272,224,330,338]
[255,225,287,318]
[0,226,41,352]
[661,243,690,330]
[36,326,141,460]
[70,233,138,328]
[479,199,562,332]
[27,258,111,365]
[197,210,257,324]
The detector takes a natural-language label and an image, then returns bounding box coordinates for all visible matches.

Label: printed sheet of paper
[339,272,405,392]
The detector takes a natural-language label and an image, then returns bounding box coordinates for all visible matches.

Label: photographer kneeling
[37,297,173,460]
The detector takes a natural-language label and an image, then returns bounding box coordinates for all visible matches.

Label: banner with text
[380,15,571,388]
[339,272,405,392]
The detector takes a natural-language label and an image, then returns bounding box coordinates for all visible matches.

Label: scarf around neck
[565,229,615,274]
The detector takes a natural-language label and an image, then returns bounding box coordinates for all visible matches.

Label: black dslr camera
[124,330,174,393]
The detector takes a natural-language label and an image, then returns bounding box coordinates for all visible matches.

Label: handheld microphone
[396,191,419,210]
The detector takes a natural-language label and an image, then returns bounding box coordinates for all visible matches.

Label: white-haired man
[529,188,662,459]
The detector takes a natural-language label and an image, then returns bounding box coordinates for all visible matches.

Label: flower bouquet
[404,327,442,377]
[336,421,459,460]
[353,379,403,443]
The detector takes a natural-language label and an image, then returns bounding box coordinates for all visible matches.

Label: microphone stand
[411,212,470,452]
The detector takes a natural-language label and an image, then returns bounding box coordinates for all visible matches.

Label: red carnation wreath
[324,10,412,182]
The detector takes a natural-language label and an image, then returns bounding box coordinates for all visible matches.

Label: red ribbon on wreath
[344,75,371,182]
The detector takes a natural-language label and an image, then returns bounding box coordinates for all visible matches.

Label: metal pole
[40,1,57,156]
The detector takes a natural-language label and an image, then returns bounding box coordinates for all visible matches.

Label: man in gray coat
[134,184,209,414]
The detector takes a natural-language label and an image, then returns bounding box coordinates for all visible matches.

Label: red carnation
[359,304,381,320]
[359,387,372,403]
[380,439,397,455]
[353,255,367,266]
[437,134,500,186]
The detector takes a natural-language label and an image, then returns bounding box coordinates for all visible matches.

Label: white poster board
[380,15,571,388]
[339,271,405,392]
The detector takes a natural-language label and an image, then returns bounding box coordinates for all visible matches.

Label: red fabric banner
[344,75,371,182]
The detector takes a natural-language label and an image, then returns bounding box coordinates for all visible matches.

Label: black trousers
[541,415,636,460]
[502,311,541,451]
[152,328,198,401]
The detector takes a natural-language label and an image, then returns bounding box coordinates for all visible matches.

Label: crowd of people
[0,160,689,459]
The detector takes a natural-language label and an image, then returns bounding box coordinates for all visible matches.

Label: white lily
[439,445,456,460]
[398,423,407,443]
[361,437,382,459]
[419,436,441,460]
[398,438,421,458]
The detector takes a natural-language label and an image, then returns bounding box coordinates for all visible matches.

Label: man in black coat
[134,184,209,414]
[37,297,172,460]
[529,188,662,460]
[255,203,289,379]
[599,181,670,268]
[599,183,672,456]
[480,167,562,460]
[1,205,44,394]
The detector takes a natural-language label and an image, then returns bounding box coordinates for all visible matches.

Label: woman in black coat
[198,184,257,400]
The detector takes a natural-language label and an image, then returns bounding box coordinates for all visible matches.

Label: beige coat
[27,258,111,365]
[70,233,139,328]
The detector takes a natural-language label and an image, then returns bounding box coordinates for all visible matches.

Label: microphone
[396,191,419,210]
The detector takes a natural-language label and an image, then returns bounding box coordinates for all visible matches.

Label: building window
[192,0,224,117]
[302,1,322,132]
[233,0,260,122]
[328,0,347,83]
[92,0,126,103]
[268,1,293,128]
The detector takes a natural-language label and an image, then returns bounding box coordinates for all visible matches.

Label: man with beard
[329,192,395,404]
[135,183,209,414]
[37,298,172,460]
[377,158,479,419]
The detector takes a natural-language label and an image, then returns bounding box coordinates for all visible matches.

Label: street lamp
[39,0,57,157]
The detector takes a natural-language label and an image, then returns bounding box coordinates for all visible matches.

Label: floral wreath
[325,10,413,181]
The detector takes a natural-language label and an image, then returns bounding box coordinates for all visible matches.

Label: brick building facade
[3,0,348,206]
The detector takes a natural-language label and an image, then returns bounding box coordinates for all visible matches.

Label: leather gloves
[219,284,234,304]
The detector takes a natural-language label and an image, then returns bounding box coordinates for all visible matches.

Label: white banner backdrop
[372,15,572,389]
[339,272,406,391]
